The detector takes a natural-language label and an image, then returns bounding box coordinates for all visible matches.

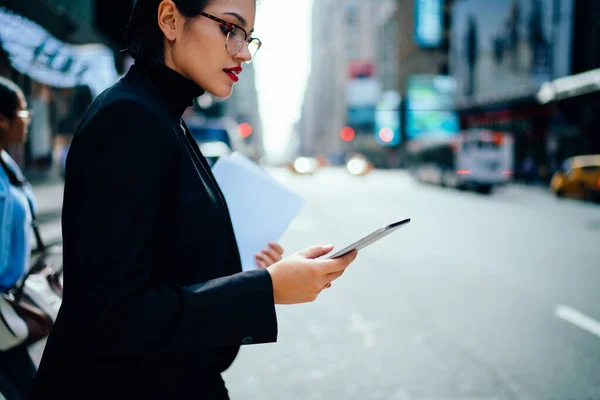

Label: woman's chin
[205,84,234,100]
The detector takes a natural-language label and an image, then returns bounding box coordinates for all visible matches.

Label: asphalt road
[222,167,600,400]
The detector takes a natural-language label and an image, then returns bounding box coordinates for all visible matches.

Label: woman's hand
[266,245,358,305]
[255,242,284,269]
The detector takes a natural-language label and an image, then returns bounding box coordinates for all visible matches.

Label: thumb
[297,244,335,259]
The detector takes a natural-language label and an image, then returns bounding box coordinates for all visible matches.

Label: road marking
[555,305,600,338]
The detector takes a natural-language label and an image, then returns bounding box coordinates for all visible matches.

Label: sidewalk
[29,169,64,248]
[26,170,64,366]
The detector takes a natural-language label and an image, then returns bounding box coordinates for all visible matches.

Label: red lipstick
[223,66,242,82]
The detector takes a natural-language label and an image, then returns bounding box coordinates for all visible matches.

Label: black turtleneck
[133,60,205,118]
[28,57,278,400]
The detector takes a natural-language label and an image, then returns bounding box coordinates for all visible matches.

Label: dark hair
[123,0,213,65]
[0,76,20,120]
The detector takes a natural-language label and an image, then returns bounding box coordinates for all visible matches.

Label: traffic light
[340,126,355,142]
[238,122,253,138]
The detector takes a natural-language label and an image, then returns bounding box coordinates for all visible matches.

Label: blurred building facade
[392,0,449,94]
[376,3,400,93]
[448,0,600,182]
[382,0,454,167]
[300,0,346,160]
[300,0,449,168]
[301,0,600,180]
[300,0,397,165]
[0,0,133,175]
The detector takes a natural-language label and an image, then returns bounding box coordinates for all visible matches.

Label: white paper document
[212,153,305,271]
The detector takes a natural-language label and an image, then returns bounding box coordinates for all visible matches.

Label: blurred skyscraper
[299,0,397,162]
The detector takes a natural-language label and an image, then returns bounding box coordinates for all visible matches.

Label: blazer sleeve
[63,99,277,356]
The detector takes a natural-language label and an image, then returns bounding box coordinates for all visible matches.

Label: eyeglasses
[15,109,34,120]
[199,12,262,61]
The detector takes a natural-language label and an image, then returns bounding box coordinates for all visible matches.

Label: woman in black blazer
[28,0,357,399]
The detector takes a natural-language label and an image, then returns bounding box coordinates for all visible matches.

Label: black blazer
[28,62,278,400]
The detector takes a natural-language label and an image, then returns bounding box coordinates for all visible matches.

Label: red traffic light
[238,122,253,138]
[340,127,355,142]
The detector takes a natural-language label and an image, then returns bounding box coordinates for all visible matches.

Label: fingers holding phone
[266,245,358,305]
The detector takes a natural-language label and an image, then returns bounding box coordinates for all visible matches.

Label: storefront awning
[0,6,118,97]
[456,68,600,111]
[537,68,600,104]
[455,86,538,112]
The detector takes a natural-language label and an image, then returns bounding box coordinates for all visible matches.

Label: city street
[33,168,600,399]
[4,0,600,398]
[223,167,600,400]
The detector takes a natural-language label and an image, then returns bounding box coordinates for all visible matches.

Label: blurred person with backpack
[0,76,37,400]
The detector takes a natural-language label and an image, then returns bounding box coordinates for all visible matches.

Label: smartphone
[326,218,411,259]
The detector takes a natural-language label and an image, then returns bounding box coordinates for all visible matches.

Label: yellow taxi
[550,154,600,202]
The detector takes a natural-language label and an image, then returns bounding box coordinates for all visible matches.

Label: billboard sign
[346,62,381,131]
[415,0,444,48]
[450,0,574,103]
[0,7,118,97]
[406,75,460,140]
[374,91,401,146]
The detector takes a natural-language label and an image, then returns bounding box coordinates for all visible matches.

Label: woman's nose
[235,43,253,63]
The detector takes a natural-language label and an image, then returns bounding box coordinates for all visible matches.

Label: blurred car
[550,154,600,202]
[288,156,319,175]
[407,130,514,194]
[197,140,232,167]
[345,153,374,176]
[187,119,234,167]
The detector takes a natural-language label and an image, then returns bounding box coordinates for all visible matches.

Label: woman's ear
[157,0,180,42]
